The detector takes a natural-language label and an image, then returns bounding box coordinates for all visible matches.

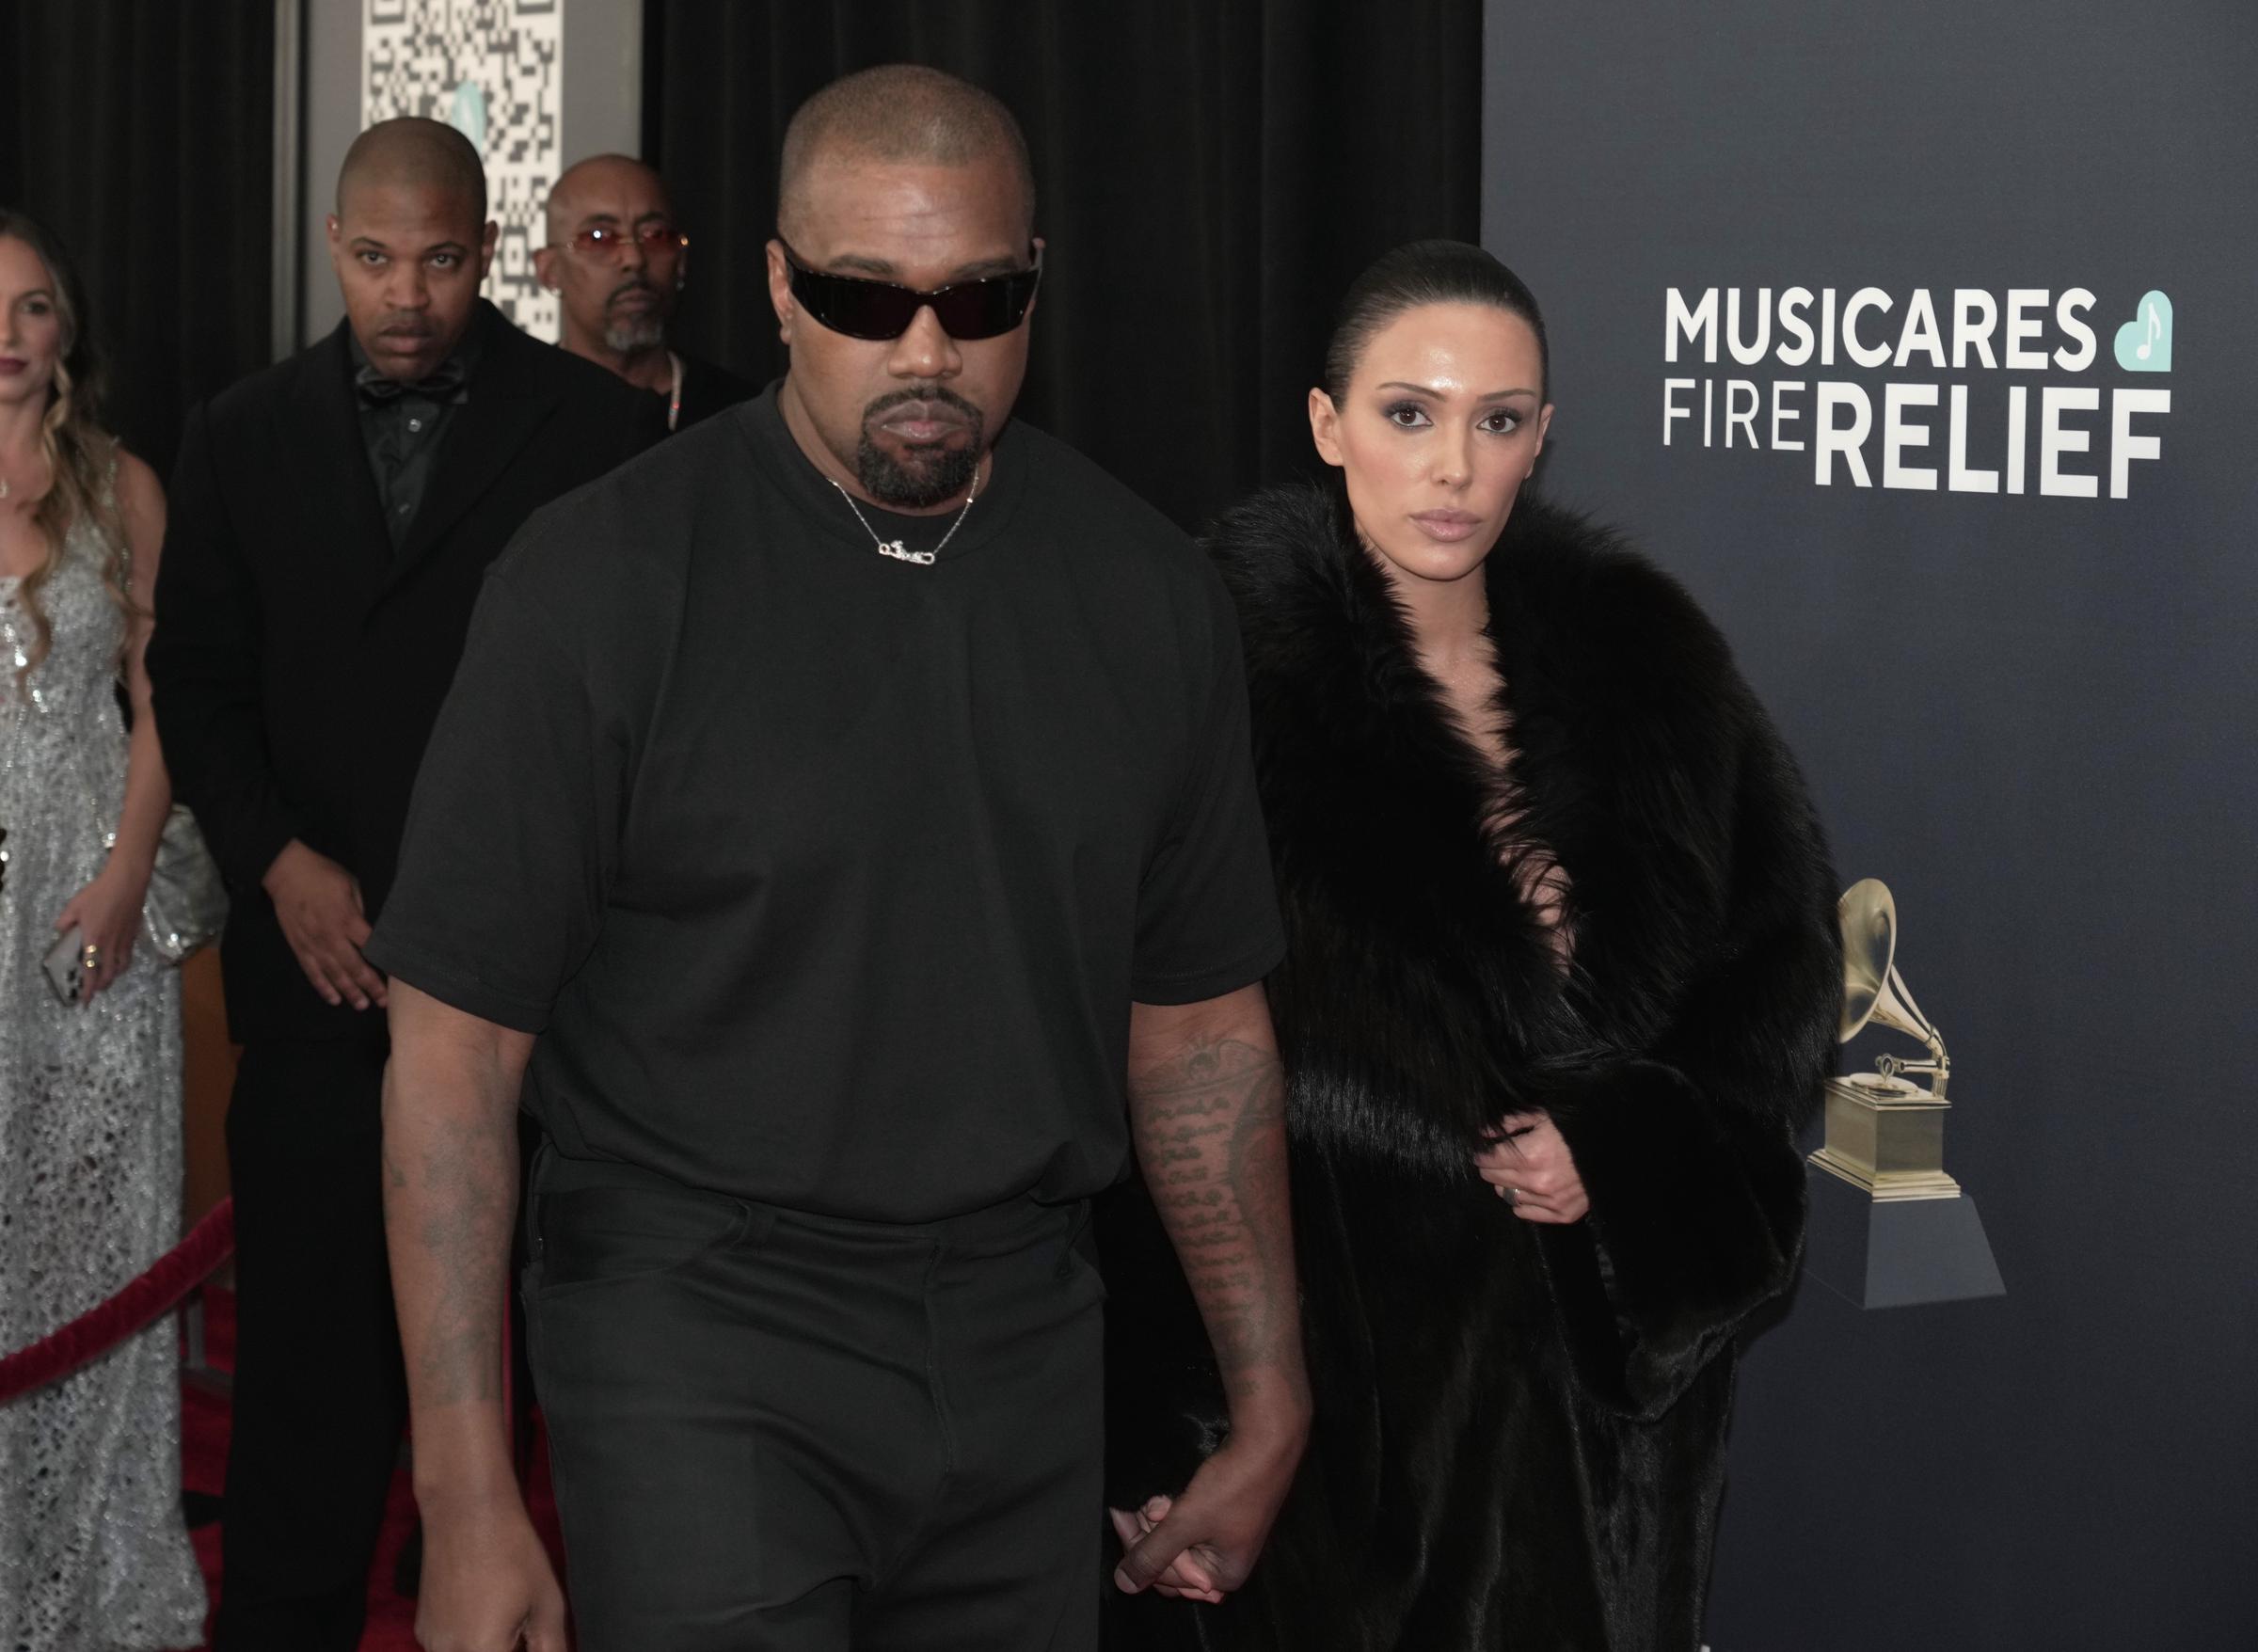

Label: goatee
[854,389,986,508]
[603,314,666,355]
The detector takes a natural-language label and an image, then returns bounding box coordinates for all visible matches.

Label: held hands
[1111,1495,1223,1603]
[53,863,151,1003]
[1109,1410,1306,1605]
[415,1496,566,1652]
[1474,1111,1590,1224]
[262,839,388,1011]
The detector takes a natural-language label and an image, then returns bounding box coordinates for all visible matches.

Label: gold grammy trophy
[1809,879,1962,1200]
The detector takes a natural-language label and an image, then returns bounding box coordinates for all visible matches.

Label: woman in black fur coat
[1101,242,1843,1650]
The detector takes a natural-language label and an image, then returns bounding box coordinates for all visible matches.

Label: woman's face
[1310,300,1552,590]
[0,235,65,410]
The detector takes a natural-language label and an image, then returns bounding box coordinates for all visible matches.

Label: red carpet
[179,1288,564,1651]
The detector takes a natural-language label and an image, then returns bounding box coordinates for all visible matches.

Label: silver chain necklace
[828,465,981,567]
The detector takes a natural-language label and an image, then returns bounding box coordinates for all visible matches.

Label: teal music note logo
[445,81,488,159]
[2113,291,2172,373]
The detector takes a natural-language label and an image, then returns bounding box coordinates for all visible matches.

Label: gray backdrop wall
[296,0,644,347]
[1482,4,2256,1646]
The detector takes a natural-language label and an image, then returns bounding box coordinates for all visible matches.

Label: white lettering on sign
[1656,286,2175,499]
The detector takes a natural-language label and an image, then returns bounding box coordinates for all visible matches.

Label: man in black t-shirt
[371,66,1310,1652]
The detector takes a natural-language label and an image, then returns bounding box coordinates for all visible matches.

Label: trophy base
[1808,1149,1963,1201]
[1805,1075,1958,1200]
[1802,1165,2005,1310]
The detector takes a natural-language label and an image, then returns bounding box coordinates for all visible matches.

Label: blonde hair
[1,210,132,690]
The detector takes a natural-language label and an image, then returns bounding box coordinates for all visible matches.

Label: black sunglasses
[781,241,1042,342]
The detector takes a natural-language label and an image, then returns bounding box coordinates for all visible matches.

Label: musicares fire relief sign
[1660,286,2173,499]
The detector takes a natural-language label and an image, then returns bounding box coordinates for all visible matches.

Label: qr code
[363,0,564,341]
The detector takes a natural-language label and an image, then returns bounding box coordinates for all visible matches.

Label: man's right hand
[262,839,389,1010]
[416,1497,567,1652]
[1110,1403,1307,1603]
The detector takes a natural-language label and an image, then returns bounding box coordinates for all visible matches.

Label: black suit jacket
[150,300,660,1042]
[674,352,759,431]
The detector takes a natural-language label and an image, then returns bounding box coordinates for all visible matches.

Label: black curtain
[0,0,275,479]
[645,0,1482,531]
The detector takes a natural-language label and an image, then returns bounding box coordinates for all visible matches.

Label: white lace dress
[0,516,207,1650]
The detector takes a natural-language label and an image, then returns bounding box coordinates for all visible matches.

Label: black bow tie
[356,358,468,405]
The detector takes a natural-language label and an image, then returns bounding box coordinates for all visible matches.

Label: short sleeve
[1129,574,1286,1005]
[364,564,619,1032]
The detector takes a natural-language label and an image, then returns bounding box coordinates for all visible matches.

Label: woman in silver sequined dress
[0,209,206,1650]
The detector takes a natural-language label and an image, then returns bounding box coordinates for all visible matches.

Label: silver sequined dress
[0,512,207,1650]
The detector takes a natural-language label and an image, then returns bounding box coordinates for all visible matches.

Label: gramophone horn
[1838,878,1940,1048]
[1838,879,1895,1042]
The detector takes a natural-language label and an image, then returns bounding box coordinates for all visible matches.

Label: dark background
[0,0,276,480]
[1485,3,2258,1645]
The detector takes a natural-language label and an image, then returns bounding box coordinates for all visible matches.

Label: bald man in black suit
[149,118,658,1650]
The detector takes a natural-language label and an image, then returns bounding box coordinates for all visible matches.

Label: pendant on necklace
[0,477,10,500]
[831,472,977,568]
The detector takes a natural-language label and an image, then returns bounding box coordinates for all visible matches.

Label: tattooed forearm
[1128,1016,1303,1406]
[380,989,533,1440]
[398,1112,516,1406]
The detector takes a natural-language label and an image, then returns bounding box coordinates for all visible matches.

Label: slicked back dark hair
[1322,239,1549,402]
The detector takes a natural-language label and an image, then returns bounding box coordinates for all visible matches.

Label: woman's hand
[54,863,150,1003]
[1474,1110,1590,1223]
[1109,1494,1224,1603]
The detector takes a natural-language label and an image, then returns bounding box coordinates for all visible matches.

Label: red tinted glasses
[781,241,1042,342]
[565,221,686,258]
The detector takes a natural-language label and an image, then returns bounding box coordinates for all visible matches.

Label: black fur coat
[1099,483,1841,1651]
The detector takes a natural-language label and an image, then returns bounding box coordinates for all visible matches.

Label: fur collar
[1206,482,1783,1176]
[1101,484,1844,1565]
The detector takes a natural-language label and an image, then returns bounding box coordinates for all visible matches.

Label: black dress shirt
[350,326,485,548]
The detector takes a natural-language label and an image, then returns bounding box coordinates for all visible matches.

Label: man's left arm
[1112,981,1310,1603]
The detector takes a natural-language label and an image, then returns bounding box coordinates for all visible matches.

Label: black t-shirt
[366,386,1284,1221]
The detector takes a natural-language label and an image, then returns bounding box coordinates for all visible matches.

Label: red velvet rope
[0,1198,235,1404]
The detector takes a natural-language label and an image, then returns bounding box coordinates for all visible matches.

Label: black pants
[525,1147,1106,1651]
[213,1037,407,1651]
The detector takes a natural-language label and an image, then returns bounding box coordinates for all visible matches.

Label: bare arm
[1114,981,1310,1599]
[382,981,564,1652]
[58,453,172,1000]
[1127,983,1304,1410]
[112,453,173,867]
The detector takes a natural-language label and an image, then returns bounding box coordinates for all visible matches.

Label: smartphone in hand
[43,926,87,1007]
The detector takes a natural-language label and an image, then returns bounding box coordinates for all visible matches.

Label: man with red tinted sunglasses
[374,64,1309,1652]
[534,153,757,433]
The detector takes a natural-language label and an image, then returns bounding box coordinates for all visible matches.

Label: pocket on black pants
[530,1183,756,1298]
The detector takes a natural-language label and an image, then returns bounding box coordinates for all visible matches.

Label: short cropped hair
[337,116,487,222]
[778,65,1034,237]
